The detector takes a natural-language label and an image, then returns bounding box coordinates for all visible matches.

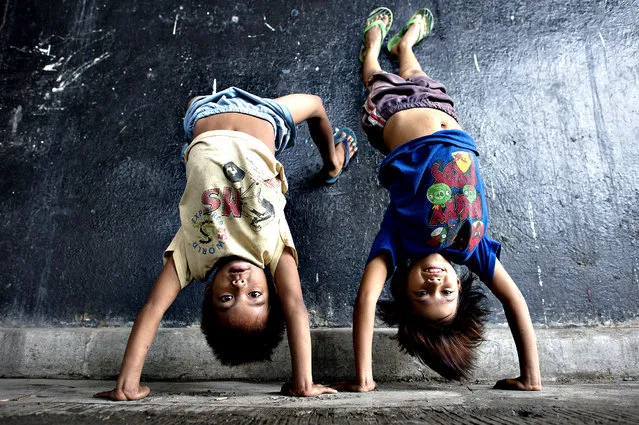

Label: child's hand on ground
[94,385,151,401]
[332,380,377,392]
[280,382,337,397]
[494,377,542,391]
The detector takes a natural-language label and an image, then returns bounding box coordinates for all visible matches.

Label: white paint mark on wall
[43,56,65,72]
[10,106,23,134]
[37,45,51,56]
[231,15,239,23]
[212,78,217,94]
[537,265,543,288]
[263,16,275,32]
[326,293,334,321]
[490,181,495,200]
[598,31,606,49]
[52,52,110,93]
[473,53,481,73]
[315,273,319,283]
[172,14,178,35]
[527,201,537,240]
[537,265,548,325]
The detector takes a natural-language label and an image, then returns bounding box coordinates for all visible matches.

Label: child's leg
[275,94,356,179]
[361,13,389,86]
[390,15,429,80]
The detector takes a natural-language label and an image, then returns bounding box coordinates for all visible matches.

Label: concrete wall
[1,0,638,330]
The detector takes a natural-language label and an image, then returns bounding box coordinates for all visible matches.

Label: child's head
[377,253,488,380]
[200,257,284,365]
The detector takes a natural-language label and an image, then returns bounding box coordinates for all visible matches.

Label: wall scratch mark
[473,53,481,73]
[10,106,23,135]
[52,52,110,93]
[527,201,537,241]
[598,31,606,49]
[172,14,178,35]
[0,0,9,35]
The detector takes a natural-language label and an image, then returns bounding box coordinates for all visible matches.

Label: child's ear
[457,278,462,292]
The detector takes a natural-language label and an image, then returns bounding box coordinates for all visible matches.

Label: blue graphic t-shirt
[367,129,501,284]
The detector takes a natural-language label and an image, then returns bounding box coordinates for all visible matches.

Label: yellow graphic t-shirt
[164,130,298,288]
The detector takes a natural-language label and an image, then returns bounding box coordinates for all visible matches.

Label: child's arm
[335,254,388,392]
[275,93,333,136]
[94,257,181,400]
[489,258,542,391]
[274,248,337,397]
[274,94,343,173]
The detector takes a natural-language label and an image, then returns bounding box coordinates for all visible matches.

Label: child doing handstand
[96,87,357,400]
[338,7,541,391]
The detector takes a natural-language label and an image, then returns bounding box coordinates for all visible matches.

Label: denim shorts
[362,72,458,155]
[183,87,296,156]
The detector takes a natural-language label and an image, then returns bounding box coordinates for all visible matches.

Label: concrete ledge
[0,326,637,381]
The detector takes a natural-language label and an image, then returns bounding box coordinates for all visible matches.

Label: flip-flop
[324,128,358,184]
[386,8,434,55]
[359,7,394,63]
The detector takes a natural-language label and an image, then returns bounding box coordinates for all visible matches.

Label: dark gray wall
[1,0,638,327]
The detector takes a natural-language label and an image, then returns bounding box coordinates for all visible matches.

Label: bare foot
[362,13,390,60]
[389,15,424,57]
[326,132,358,179]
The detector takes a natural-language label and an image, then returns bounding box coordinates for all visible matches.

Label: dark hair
[200,268,285,365]
[377,259,488,380]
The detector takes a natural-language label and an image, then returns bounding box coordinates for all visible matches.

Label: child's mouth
[230,266,249,273]
[228,261,250,273]
[424,267,445,274]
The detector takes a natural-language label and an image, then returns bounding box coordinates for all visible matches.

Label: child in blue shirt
[338,7,541,391]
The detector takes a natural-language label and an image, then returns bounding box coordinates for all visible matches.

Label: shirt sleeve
[269,217,299,276]
[367,206,397,270]
[163,229,193,289]
[463,235,502,286]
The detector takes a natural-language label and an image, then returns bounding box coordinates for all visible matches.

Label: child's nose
[231,278,246,287]
[423,276,443,289]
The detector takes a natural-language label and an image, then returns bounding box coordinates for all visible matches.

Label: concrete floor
[0,379,638,424]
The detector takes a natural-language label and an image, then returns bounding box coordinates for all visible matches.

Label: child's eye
[219,295,233,303]
[442,290,453,296]
[248,291,262,298]
[416,291,428,297]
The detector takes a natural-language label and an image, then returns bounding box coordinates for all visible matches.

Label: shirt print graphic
[189,161,278,256]
[426,151,484,253]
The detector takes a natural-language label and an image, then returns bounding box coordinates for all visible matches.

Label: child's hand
[280,382,337,397]
[94,385,151,401]
[494,377,542,391]
[332,380,377,392]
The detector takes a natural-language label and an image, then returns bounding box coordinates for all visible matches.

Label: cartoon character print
[194,160,277,248]
[427,150,483,250]
[463,184,477,204]
[427,183,452,209]
[467,221,484,252]
[241,180,275,231]
[427,226,448,247]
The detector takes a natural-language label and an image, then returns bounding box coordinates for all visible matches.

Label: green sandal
[386,8,434,54]
[359,7,394,63]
